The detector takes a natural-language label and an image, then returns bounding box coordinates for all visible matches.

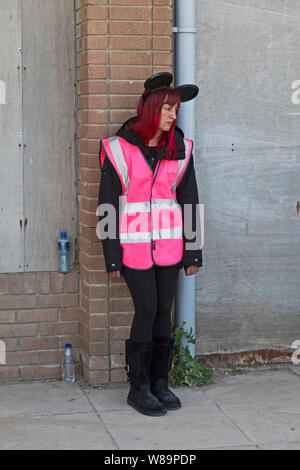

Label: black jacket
[98,117,203,273]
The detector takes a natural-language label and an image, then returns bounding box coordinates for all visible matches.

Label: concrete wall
[194,0,300,359]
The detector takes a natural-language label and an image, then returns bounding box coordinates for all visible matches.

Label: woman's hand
[111,270,121,278]
[185,266,199,276]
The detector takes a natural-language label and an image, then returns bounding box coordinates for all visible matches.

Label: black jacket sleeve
[176,152,203,270]
[98,144,123,273]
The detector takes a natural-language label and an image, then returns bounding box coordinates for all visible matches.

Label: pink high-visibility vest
[100,136,193,270]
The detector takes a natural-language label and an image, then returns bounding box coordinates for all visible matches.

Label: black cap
[144,72,199,102]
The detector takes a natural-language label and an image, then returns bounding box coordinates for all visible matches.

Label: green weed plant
[168,321,214,387]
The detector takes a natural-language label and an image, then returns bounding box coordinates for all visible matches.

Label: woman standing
[98,72,202,416]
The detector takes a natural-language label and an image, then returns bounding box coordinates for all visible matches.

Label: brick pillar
[76,0,173,386]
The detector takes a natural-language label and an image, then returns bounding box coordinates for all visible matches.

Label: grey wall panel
[22,0,76,271]
[0,0,23,273]
[195,147,300,353]
[195,0,300,353]
[196,0,300,149]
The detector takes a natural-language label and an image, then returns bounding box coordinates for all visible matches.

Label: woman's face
[159,102,179,133]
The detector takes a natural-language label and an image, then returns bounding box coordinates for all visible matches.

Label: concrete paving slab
[258,442,300,450]
[213,445,260,450]
[0,413,117,450]
[83,384,129,412]
[168,386,211,408]
[203,369,300,406]
[0,382,93,418]
[99,404,252,450]
[218,401,300,446]
[289,365,300,377]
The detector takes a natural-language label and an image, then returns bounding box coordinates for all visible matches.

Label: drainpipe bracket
[172,27,197,33]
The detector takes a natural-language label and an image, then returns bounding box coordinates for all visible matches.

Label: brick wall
[76,0,173,385]
[0,271,80,380]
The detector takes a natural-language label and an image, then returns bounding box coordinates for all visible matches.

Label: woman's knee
[156,297,173,318]
[140,297,157,321]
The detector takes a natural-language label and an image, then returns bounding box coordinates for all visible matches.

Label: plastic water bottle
[58,232,71,274]
[61,344,75,383]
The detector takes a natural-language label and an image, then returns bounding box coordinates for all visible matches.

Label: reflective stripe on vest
[100,136,193,269]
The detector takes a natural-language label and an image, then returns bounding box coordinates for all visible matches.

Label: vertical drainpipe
[173,0,197,357]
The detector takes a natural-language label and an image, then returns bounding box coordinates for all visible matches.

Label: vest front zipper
[150,158,161,262]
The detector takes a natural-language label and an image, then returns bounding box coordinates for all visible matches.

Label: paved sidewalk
[0,366,299,450]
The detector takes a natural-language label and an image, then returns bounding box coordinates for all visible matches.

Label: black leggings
[123,265,180,343]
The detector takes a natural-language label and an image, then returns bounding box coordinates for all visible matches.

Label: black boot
[150,337,181,410]
[124,340,167,417]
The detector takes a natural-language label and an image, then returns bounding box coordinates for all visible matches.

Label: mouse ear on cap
[175,84,199,102]
[144,72,173,93]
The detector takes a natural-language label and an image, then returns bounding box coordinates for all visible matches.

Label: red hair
[130,87,181,160]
